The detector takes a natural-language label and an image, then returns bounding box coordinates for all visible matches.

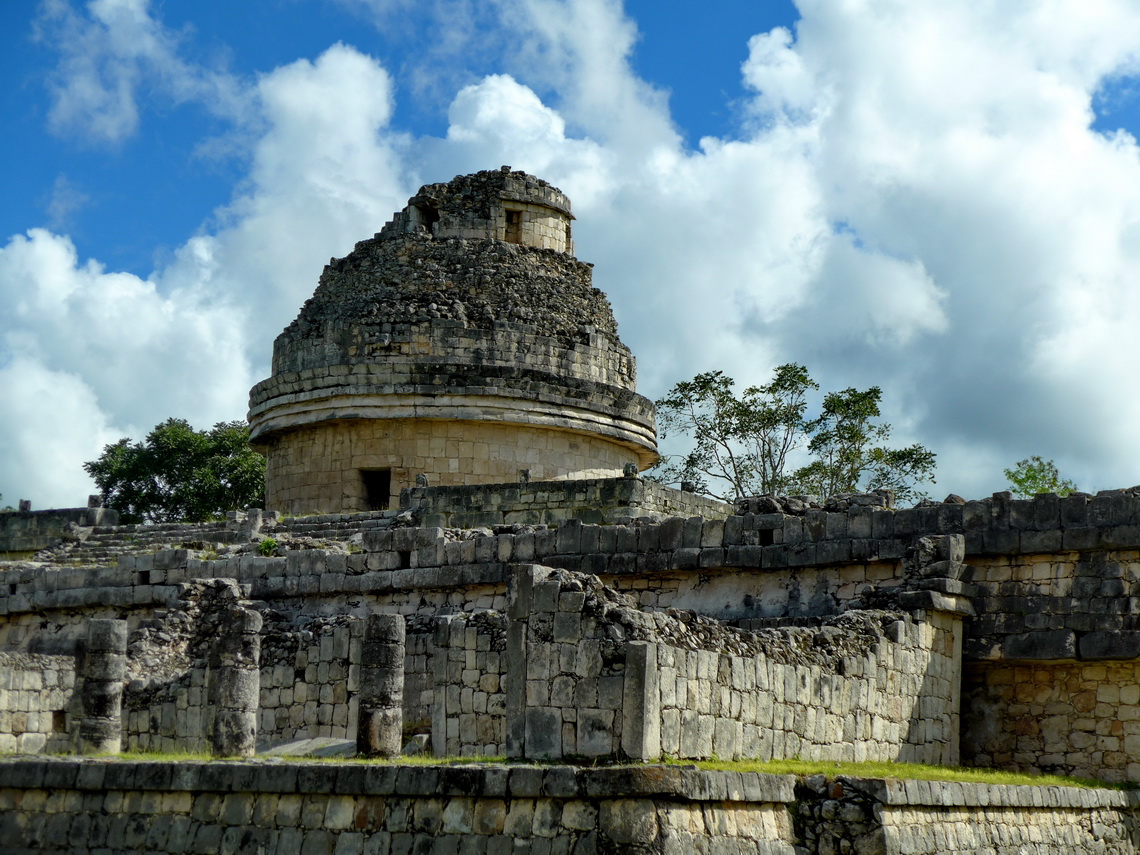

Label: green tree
[1003,456,1077,498]
[654,366,936,504]
[654,365,817,500]
[790,386,937,505]
[84,419,265,524]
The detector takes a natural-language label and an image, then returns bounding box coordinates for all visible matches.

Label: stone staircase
[24,509,408,566]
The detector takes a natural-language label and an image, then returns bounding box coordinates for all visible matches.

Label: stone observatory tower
[248,167,658,515]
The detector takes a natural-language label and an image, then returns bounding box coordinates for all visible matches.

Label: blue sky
[5,0,1140,507]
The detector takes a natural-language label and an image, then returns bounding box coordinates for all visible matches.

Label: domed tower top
[248,168,658,515]
[384,166,575,253]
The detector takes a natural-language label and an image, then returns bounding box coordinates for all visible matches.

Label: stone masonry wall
[797,775,1140,855]
[0,653,76,754]
[3,758,1138,855]
[964,547,1140,660]
[505,567,961,765]
[961,659,1140,782]
[402,477,731,529]
[0,759,797,855]
[0,507,118,557]
[652,607,961,765]
[263,419,640,515]
[431,611,507,756]
[258,615,362,746]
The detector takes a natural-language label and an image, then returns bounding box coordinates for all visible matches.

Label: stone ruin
[248,167,657,516]
[4,171,1140,853]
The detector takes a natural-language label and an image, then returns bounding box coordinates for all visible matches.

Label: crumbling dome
[248,168,659,514]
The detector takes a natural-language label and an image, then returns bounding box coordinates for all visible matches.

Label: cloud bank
[7,0,1140,507]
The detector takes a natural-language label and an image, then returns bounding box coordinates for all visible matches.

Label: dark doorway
[362,469,392,511]
[412,203,440,234]
[505,209,522,244]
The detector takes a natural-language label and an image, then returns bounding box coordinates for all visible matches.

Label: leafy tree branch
[653,365,936,504]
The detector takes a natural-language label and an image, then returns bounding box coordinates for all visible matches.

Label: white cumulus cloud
[13,0,1140,506]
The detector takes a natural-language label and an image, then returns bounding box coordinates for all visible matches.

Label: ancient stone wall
[402,477,731,529]
[0,507,118,557]
[262,420,643,515]
[0,653,76,753]
[8,495,1140,775]
[961,659,1140,783]
[797,775,1140,855]
[4,758,1138,855]
[258,615,361,746]
[0,759,798,855]
[503,566,962,765]
[431,611,507,756]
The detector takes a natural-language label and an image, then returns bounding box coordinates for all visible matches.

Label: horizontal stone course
[1,759,1135,855]
[0,756,795,800]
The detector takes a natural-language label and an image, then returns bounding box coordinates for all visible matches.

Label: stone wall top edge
[843,775,1138,809]
[5,759,1127,810]
[0,757,796,802]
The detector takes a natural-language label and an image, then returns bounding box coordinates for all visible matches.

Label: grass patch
[16,750,1131,790]
[665,757,1129,789]
[80,750,509,766]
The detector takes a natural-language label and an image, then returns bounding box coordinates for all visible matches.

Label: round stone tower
[248,167,658,515]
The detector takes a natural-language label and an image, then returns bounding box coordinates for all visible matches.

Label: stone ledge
[0,757,796,803]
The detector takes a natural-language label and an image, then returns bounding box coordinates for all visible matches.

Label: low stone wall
[653,608,961,765]
[3,759,1138,855]
[0,759,797,855]
[0,507,118,557]
[123,661,211,753]
[798,775,1140,855]
[432,611,507,756]
[0,653,76,753]
[401,477,732,528]
[961,659,1140,782]
[259,615,361,746]
[504,567,962,765]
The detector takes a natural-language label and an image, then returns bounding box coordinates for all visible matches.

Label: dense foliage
[1004,456,1077,498]
[84,419,265,524]
[654,365,936,504]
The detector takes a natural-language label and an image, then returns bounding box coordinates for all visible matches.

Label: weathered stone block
[1079,631,1140,660]
[1002,630,1076,661]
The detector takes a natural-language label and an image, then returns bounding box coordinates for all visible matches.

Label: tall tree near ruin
[653,365,936,504]
[84,419,265,524]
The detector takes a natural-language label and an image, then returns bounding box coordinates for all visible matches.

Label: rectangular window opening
[52,710,68,733]
[362,469,392,511]
[505,209,523,244]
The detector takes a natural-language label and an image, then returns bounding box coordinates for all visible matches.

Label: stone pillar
[79,619,127,754]
[357,613,405,757]
[210,606,262,758]
[621,641,661,762]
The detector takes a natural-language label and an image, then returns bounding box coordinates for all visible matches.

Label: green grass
[99,750,508,765]
[17,750,1131,790]
[666,757,1131,789]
